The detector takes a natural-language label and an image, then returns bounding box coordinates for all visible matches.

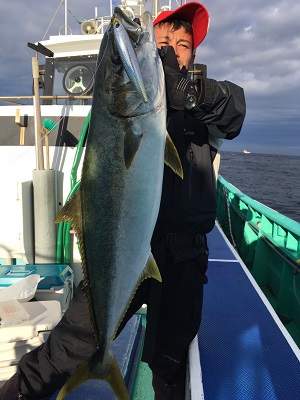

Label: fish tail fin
[56,348,129,400]
[165,133,184,179]
[56,358,91,400]
[105,354,129,400]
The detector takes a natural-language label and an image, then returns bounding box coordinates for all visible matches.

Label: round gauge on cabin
[62,65,94,95]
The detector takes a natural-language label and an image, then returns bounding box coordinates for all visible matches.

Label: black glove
[158,46,196,110]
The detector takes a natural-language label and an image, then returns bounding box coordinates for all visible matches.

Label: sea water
[218,152,300,223]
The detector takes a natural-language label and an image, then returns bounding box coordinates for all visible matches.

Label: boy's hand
[158,46,194,110]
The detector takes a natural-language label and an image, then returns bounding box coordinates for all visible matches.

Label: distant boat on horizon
[243,149,251,154]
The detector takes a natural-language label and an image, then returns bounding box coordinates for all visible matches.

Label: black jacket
[154,110,216,236]
[152,78,246,261]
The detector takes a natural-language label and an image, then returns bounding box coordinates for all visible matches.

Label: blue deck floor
[194,224,300,399]
[50,223,300,399]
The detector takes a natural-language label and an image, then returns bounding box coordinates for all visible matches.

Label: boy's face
[154,23,195,70]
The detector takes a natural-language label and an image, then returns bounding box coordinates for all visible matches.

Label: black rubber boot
[0,373,20,399]
[152,372,186,400]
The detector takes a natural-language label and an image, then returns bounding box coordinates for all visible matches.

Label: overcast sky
[0,0,299,155]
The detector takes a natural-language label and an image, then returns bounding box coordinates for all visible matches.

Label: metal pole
[33,169,57,263]
[154,0,158,17]
[32,56,44,170]
[65,0,68,35]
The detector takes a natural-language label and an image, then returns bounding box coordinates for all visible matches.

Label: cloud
[192,0,300,155]
[0,0,299,155]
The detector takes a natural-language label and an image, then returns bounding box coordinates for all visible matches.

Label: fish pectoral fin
[165,133,184,179]
[142,252,162,282]
[124,129,143,169]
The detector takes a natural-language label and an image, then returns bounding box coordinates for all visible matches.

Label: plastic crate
[0,264,73,312]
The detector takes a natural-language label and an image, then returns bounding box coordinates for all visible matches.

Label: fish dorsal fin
[56,189,81,225]
[56,190,95,330]
[55,189,85,273]
[165,133,184,179]
[124,128,143,169]
[113,252,161,340]
[55,190,84,252]
[55,190,86,287]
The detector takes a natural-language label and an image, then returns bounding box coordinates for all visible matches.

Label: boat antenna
[64,0,68,35]
[154,0,158,17]
[42,0,64,40]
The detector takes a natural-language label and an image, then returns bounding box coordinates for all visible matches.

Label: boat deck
[189,224,300,399]
[49,223,300,399]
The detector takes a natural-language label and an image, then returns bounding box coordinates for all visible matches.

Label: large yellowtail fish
[56,7,182,400]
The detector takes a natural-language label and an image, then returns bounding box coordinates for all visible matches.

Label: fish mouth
[113,6,144,43]
[112,7,149,103]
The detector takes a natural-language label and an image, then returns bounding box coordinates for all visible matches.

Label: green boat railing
[217,175,300,346]
[56,110,90,266]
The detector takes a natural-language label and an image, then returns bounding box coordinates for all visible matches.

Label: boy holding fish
[1,2,245,399]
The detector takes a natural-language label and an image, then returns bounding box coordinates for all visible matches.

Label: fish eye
[112,53,122,64]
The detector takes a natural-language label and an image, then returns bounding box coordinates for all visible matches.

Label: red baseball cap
[153,2,210,50]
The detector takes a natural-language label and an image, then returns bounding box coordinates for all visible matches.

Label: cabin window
[43,56,97,105]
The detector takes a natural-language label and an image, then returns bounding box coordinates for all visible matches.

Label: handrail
[55,110,90,265]
[0,95,93,106]
[70,110,91,190]
[217,175,300,260]
[216,174,300,338]
[218,175,300,235]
